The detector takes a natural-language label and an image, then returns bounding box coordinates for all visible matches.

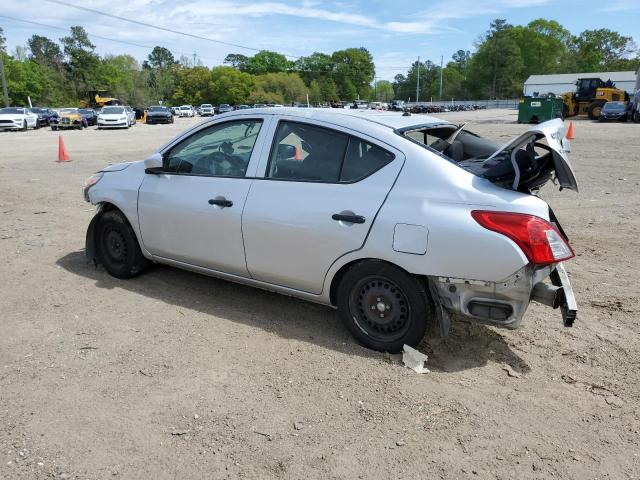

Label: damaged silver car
[83,109,577,352]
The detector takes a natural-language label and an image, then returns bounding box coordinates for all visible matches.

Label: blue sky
[1,0,638,80]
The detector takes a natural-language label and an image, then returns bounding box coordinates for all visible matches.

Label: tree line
[0,18,638,108]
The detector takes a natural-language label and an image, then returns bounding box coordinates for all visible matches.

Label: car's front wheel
[96,210,149,279]
[337,261,433,352]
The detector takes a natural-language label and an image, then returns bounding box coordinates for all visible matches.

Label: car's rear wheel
[21,120,27,131]
[337,261,433,352]
[96,210,149,279]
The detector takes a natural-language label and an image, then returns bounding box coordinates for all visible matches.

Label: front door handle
[332,213,365,224]
[208,197,233,208]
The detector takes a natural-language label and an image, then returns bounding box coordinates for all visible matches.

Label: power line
[0,14,207,62]
[44,0,301,59]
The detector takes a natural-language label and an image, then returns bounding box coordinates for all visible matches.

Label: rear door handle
[208,197,233,207]
[332,213,365,224]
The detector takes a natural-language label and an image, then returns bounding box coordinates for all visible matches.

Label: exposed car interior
[402,125,557,193]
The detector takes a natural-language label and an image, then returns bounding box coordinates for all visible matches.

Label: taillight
[471,210,574,265]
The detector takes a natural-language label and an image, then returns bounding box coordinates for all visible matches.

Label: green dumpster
[518,96,564,123]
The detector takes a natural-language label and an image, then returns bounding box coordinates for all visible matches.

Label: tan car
[51,108,87,130]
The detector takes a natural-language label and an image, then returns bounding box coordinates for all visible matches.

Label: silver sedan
[83,108,578,352]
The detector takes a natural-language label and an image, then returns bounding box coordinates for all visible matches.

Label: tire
[588,101,605,120]
[336,261,433,352]
[51,126,58,131]
[633,109,640,123]
[95,210,149,279]
[22,120,27,131]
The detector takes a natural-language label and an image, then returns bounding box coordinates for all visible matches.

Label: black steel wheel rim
[103,228,127,264]
[348,275,411,342]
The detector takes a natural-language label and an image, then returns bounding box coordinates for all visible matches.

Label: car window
[267,121,349,182]
[164,120,263,177]
[340,137,394,182]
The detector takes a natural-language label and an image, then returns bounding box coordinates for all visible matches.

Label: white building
[523,71,637,96]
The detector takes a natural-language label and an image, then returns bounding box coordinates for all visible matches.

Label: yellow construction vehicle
[561,77,629,120]
[80,90,121,109]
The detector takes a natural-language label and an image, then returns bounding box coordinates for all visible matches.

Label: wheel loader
[79,90,121,109]
[561,77,629,120]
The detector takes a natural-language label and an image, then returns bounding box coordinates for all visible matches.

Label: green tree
[60,26,100,97]
[294,52,333,83]
[28,35,64,68]
[171,66,210,105]
[223,53,249,70]
[146,46,175,69]
[331,48,374,99]
[510,19,571,77]
[571,29,638,71]
[373,79,394,102]
[245,50,292,74]
[3,56,49,105]
[466,19,523,98]
[252,72,306,104]
[209,66,254,104]
[452,50,471,73]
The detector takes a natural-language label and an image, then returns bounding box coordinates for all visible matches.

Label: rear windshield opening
[401,125,499,163]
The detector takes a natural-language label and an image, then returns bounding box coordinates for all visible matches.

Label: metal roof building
[523,71,637,96]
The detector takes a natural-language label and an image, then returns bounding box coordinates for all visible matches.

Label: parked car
[30,107,57,127]
[83,109,578,352]
[0,107,39,131]
[97,106,130,129]
[390,100,406,111]
[598,101,628,122]
[199,104,214,116]
[133,107,146,120]
[253,103,266,109]
[177,105,195,117]
[236,105,250,110]
[170,106,180,115]
[50,108,87,130]
[79,108,98,126]
[124,106,136,126]
[146,106,174,124]
[217,104,234,114]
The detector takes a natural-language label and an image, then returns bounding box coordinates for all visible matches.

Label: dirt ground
[0,109,638,480]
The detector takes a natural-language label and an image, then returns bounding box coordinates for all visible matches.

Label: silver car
[83,109,578,352]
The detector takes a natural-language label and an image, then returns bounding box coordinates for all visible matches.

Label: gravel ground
[0,109,639,480]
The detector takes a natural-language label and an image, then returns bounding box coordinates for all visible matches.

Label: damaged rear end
[401,118,578,331]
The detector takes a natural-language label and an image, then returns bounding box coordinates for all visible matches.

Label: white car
[97,106,130,129]
[178,105,195,117]
[83,109,578,352]
[124,106,136,126]
[0,107,39,131]
[199,104,214,116]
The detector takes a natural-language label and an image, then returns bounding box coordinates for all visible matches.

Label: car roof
[215,107,449,133]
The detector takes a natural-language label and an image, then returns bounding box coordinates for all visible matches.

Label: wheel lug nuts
[379,314,384,318]
[370,305,375,310]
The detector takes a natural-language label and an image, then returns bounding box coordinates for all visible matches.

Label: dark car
[598,101,628,122]
[30,107,57,126]
[217,104,233,114]
[79,109,98,126]
[146,105,174,124]
[133,107,146,120]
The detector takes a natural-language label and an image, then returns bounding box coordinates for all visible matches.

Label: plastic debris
[402,344,430,373]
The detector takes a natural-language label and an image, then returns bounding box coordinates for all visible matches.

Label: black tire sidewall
[96,210,147,279]
[337,261,432,352]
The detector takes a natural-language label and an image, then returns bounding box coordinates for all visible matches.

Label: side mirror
[144,152,163,173]
[277,144,296,159]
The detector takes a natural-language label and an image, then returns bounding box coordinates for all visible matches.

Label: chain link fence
[406,99,519,109]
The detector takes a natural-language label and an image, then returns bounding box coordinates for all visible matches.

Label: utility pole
[416,56,420,104]
[0,53,9,107]
[439,55,444,100]
[374,76,377,101]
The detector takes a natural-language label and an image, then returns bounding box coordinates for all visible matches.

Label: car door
[138,117,269,276]
[242,119,404,294]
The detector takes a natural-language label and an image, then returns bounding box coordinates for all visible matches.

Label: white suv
[178,105,195,117]
[199,104,214,116]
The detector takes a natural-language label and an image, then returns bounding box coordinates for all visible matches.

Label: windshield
[603,102,625,111]
[79,109,94,114]
[30,108,46,113]
[180,106,191,110]
[102,106,124,114]
[201,104,212,108]
[148,106,167,112]
[0,107,25,114]
[60,108,78,114]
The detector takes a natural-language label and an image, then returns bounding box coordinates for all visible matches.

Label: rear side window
[267,121,393,183]
[341,138,395,182]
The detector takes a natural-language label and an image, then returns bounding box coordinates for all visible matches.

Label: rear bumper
[432,262,577,330]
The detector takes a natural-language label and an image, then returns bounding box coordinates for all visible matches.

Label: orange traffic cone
[565,121,575,140]
[57,135,70,162]
[293,146,302,160]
